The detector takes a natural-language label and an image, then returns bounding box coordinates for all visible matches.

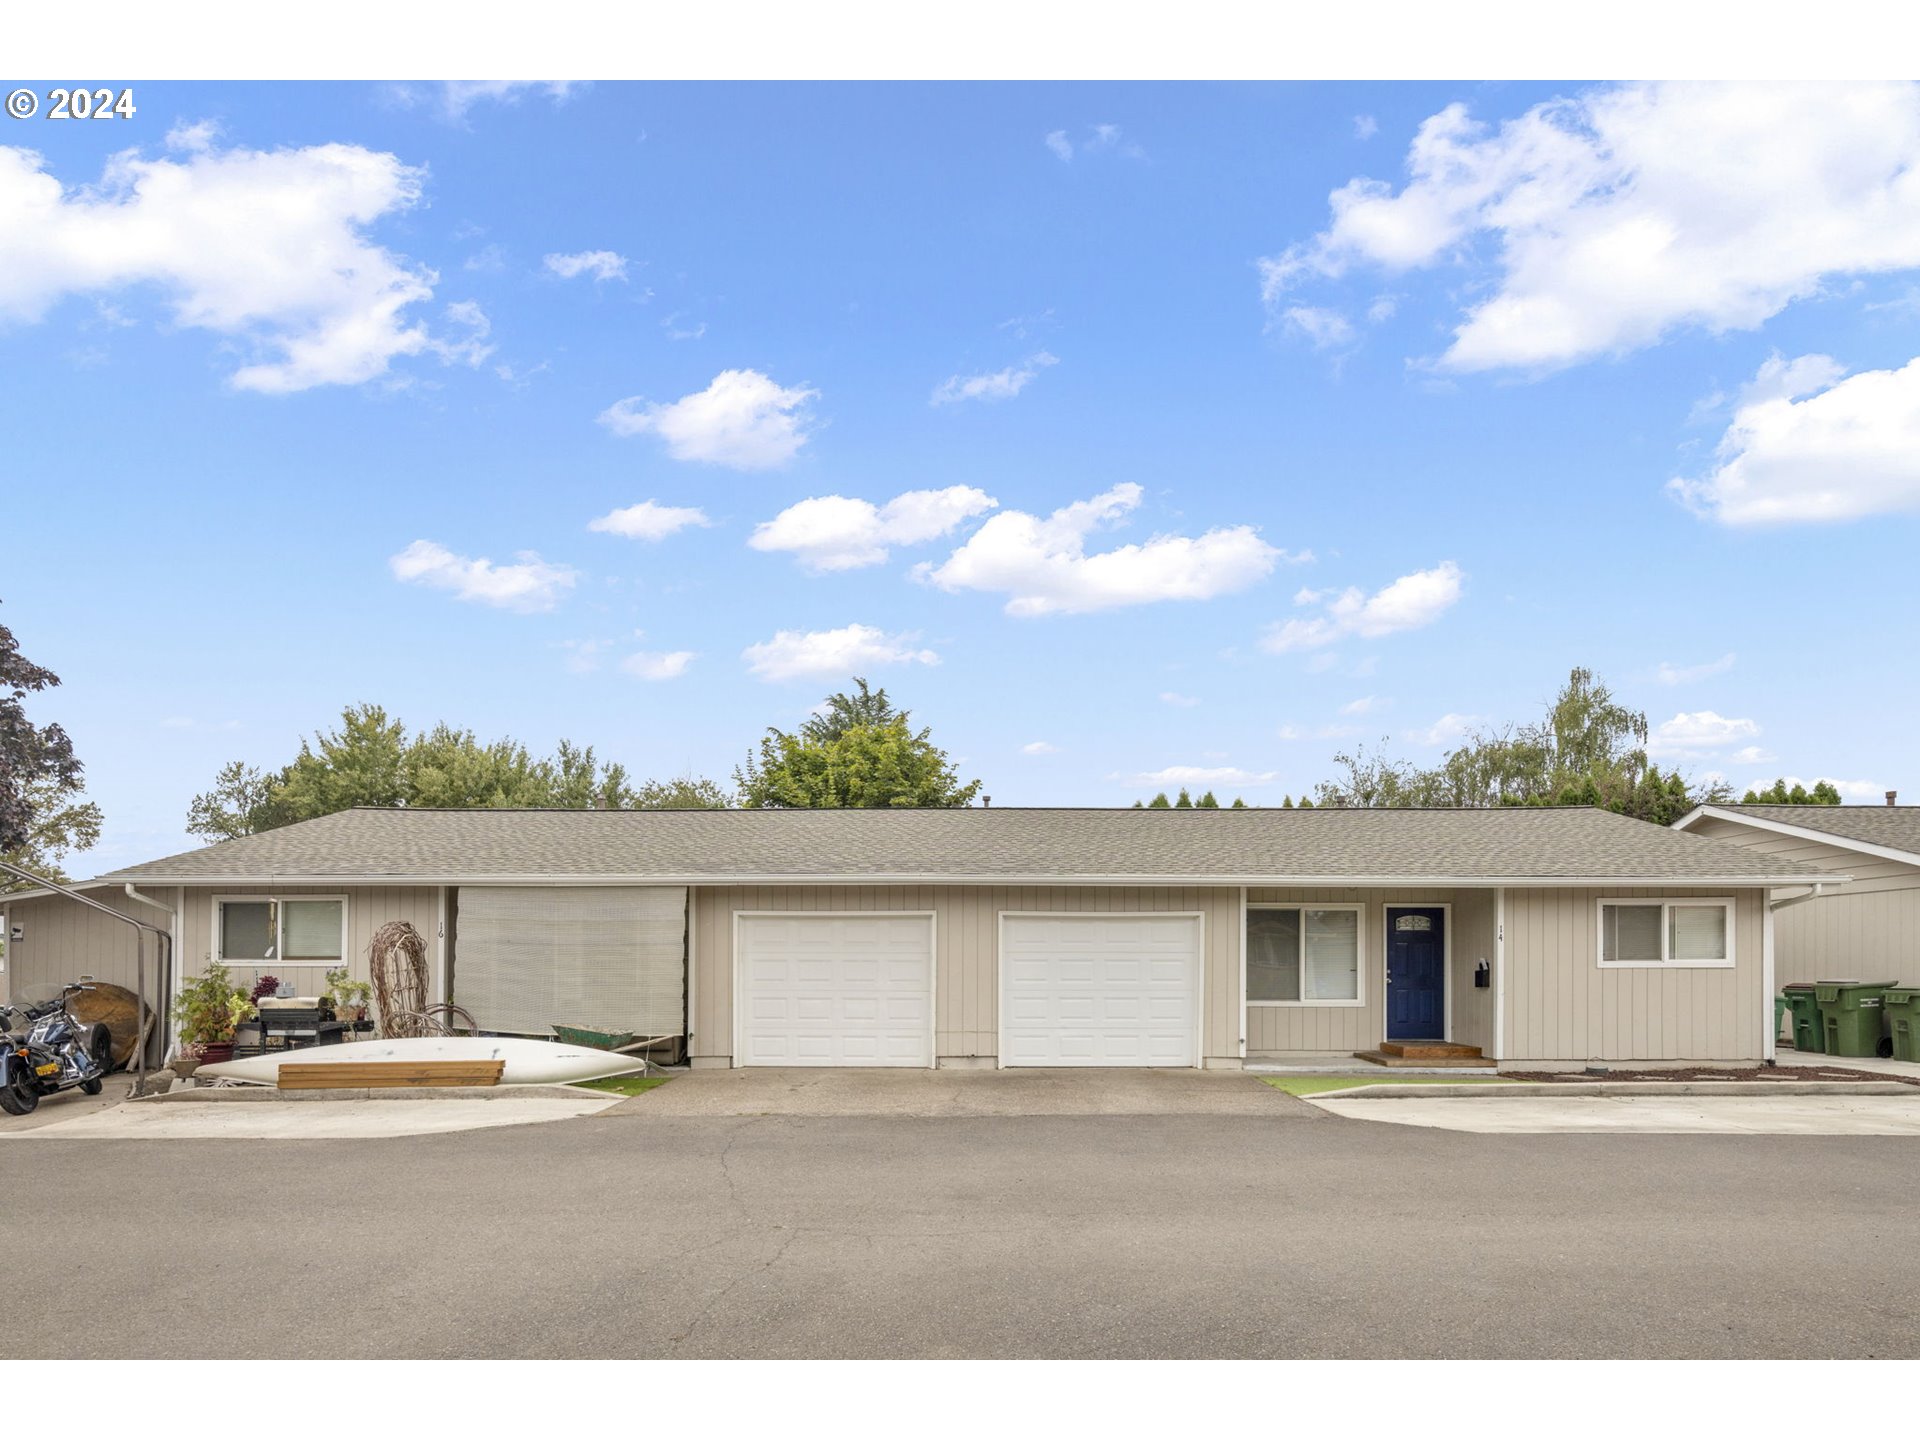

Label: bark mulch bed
[1504,1065,1919,1086]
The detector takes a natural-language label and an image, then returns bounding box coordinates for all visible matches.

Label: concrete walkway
[1,1093,618,1140]
[614,1066,1302,1117]
[1313,1092,1920,1134]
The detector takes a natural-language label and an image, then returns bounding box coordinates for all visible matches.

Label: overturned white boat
[197,1036,649,1088]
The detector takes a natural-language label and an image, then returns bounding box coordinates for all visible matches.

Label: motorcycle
[0,983,114,1116]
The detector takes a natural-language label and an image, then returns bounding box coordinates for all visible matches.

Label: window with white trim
[1597,899,1733,968]
[1246,904,1364,1004]
[215,897,346,982]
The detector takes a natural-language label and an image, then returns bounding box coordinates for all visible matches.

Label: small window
[1247,905,1363,1005]
[1598,900,1733,968]
[282,900,344,961]
[1394,914,1432,933]
[221,901,277,962]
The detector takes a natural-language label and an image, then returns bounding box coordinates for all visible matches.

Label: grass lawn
[572,1075,673,1097]
[1262,1074,1526,1097]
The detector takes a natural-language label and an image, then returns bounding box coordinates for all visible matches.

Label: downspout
[0,861,173,1100]
[124,885,178,1067]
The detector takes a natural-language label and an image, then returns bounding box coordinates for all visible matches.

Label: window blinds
[1668,905,1728,961]
[453,886,687,1038]
[1303,908,1360,1001]
[282,900,343,960]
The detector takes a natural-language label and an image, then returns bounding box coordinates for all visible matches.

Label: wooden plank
[277,1060,505,1090]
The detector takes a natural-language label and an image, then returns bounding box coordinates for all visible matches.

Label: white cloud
[1655,653,1736,685]
[544,250,629,282]
[931,351,1058,406]
[389,540,578,613]
[1044,124,1144,162]
[1159,691,1201,708]
[1021,741,1061,755]
[919,482,1291,617]
[1648,710,1761,759]
[662,312,706,341]
[599,369,817,470]
[396,82,582,122]
[1339,695,1386,716]
[1124,766,1280,787]
[0,139,473,393]
[1671,353,1920,524]
[741,624,940,683]
[750,486,996,572]
[1280,306,1355,350]
[1728,745,1778,765]
[1262,561,1464,652]
[1405,712,1482,747]
[1365,295,1398,324]
[165,119,220,153]
[621,650,696,681]
[1354,114,1379,141]
[428,300,495,368]
[1262,82,1920,373]
[588,500,712,542]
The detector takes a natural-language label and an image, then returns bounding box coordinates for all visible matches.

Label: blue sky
[5,79,1919,869]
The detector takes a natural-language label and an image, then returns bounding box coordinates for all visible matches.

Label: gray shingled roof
[1704,805,1920,859]
[94,806,1836,885]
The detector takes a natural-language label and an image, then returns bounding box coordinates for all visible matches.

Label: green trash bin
[1884,988,1920,1064]
[1814,980,1897,1058]
[1782,983,1823,1054]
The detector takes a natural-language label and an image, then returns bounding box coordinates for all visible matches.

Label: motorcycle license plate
[34,1063,59,1077]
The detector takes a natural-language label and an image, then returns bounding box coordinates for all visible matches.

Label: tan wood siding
[177,885,444,999]
[1502,887,1766,1061]
[1,886,178,1004]
[1243,887,1478,1056]
[1686,816,1920,988]
[691,884,1241,1065]
[1450,888,1498,1054]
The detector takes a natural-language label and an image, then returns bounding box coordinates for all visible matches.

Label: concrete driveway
[5,1066,1919,1359]
[626,1066,1295,1117]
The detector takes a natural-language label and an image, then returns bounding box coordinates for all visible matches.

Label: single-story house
[1,804,1841,1070]
[1672,802,1920,992]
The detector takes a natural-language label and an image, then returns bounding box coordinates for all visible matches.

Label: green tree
[736,714,981,809]
[2,774,103,892]
[1741,777,1843,805]
[1311,668,1730,823]
[274,703,409,819]
[632,775,734,809]
[0,608,87,859]
[405,724,556,809]
[546,740,640,810]
[1196,791,1220,808]
[1145,792,1172,809]
[185,760,289,842]
[801,677,905,744]
[1173,787,1194,808]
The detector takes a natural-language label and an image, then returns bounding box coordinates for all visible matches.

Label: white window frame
[1595,897,1735,970]
[1245,902,1367,1008]
[212,894,350,975]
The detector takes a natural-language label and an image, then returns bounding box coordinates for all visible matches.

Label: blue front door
[1386,907,1445,1041]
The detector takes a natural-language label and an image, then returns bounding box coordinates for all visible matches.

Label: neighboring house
[0,805,1837,1070]
[1672,803,1920,990]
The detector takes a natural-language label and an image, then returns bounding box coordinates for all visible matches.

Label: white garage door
[1001,913,1201,1067]
[736,913,933,1067]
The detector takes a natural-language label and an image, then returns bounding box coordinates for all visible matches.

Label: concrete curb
[1313,1081,1916,1100]
[140,1083,598,1104]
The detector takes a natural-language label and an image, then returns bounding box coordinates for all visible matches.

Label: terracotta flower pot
[199,1042,235,1065]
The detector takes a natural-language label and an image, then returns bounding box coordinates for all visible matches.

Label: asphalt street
[6,1082,1915,1359]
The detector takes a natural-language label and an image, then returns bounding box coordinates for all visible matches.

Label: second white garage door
[1000,913,1201,1067]
[736,913,934,1067]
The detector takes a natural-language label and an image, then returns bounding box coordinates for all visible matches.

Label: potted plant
[172,962,256,1065]
[325,967,373,1025]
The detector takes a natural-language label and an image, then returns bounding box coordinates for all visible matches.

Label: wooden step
[1378,1040,1483,1059]
[1352,1049,1495,1069]
[277,1060,505,1090]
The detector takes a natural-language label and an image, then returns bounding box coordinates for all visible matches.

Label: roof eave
[1675,805,1920,870]
[86,870,1841,889]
